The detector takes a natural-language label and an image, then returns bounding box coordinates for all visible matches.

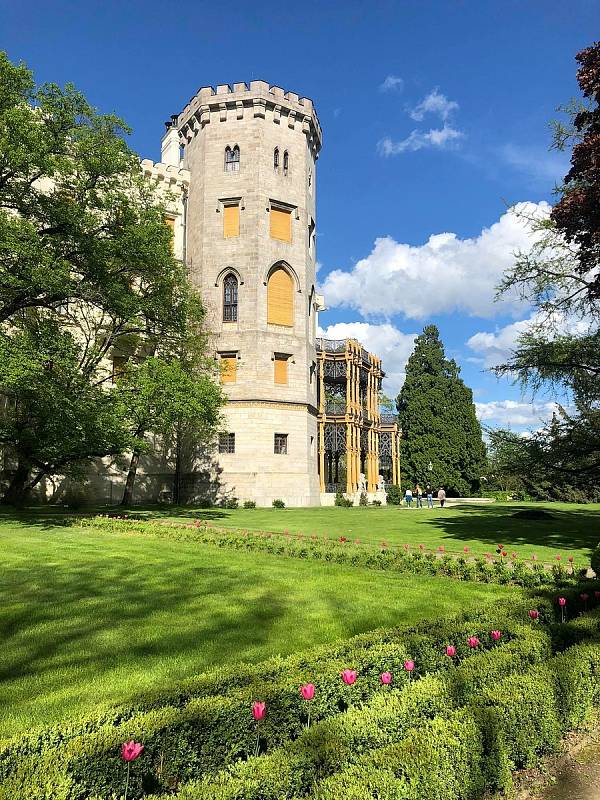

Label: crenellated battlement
[175,80,322,157]
[140,159,190,190]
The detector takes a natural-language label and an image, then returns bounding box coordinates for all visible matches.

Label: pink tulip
[419,543,425,551]
[528,609,540,620]
[438,545,445,552]
[491,630,502,642]
[558,597,567,607]
[463,546,469,553]
[403,543,410,551]
[556,555,561,561]
[511,552,517,559]
[404,660,415,672]
[532,554,538,561]
[380,671,392,685]
[580,593,589,602]
[445,645,456,657]
[341,669,357,685]
[568,556,574,563]
[468,636,479,648]
[121,741,144,762]
[252,701,266,721]
[300,683,315,701]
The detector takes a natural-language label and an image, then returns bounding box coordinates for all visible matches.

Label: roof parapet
[176,80,322,156]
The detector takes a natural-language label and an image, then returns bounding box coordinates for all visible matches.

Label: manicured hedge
[144,628,549,800]
[0,601,558,800]
[316,642,600,800]
[77,516,581,590]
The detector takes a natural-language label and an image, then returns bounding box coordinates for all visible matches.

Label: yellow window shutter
[270,207,291,242]
[274,356,288,385]
[267,268,293,326]
[220,356,237,383]
[223,205,239,238]
[165,216,175,251]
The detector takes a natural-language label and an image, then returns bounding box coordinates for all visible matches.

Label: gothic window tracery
[223,273,238,322]
[225,145,240,172]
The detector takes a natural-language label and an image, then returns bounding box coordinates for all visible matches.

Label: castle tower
[174,81,323,506]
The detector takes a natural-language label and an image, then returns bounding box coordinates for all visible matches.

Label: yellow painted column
[346,421,353,494]
[318,356,325,414]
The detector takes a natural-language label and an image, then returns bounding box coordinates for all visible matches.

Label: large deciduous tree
[0,52,222,504]
[396,325,486,496]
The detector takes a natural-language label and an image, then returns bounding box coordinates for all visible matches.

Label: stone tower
[171,81,323,506]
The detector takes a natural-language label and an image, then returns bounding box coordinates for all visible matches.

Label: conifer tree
[396,325,486,496]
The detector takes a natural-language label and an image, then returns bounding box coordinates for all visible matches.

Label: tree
[396,325,486,496]
[118,320,223,506]
[550,41,600,300]
[0,52,221,504]
[492,41,600,500]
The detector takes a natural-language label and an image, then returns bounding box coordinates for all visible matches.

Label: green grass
[0,518,519,739]
[147,501,600,563]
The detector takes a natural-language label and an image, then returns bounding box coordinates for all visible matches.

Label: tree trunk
[1,460,32,506]
[121,445,142,507]
[173,423,182,505]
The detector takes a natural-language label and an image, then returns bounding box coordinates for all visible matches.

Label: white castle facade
[86,81,399,507]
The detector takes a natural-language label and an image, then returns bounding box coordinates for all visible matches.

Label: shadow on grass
[0,551,287,694]
[426,504,600,555]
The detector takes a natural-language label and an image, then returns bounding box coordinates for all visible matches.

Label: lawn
[0,517,520,739]
[152,501,600,564]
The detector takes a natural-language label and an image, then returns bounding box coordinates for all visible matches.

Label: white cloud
[321,202,550,320]
[475,399,560,428]
[378,124,464,155]
[318,322,417,397]
[467,312,593,368]
[379,75,404,93]
[410,88,459,122]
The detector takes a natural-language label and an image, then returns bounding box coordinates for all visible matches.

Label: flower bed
[77,516,584,590]
[146,638,600,800]
[2,598,599,800]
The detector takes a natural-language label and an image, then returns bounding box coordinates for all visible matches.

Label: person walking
[425,483,434,509]
[437,486,446,508]
[404,487,413,507]
[415,483,423,508]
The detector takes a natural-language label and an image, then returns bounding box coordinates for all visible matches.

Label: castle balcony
[315,336,399,494]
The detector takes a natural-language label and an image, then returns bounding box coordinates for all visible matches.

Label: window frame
[218,432,236,454]
[224,145,240,172]
[223,273,238,322]
[273,147,280,172]
[274,433,288,455]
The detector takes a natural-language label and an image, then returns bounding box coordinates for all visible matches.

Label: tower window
[219,433,236,453]
[112,356,128,383]
[219,352,237,383]
[267,266,293,326]
[273,147,279,172]
[224,145,240,172]
[223,204,240,238]
[270,206,292,242]
[274,433,288,454]
[223,274,238,322]
[274,353,290,385]
[283,150,289,175]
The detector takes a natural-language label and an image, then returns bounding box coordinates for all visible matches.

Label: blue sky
[3,0,597,430]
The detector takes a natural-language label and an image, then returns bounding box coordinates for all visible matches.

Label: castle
[126,81,399,506]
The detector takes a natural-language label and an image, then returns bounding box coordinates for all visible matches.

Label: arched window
[267,266,293,326]
[223,273,238,321]
[224,145,240,172]
[283,150,289,175]
[273,147,280,172]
